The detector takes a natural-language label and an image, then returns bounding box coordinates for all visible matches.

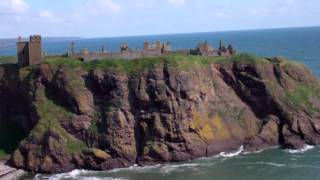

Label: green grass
[0,150,7,159]
[285,84,320,111]
[30,98,87,153]
[267,56,305,70]
[0,56,17,64]
[43,56,83,68]
[219,53,269,65]
[88,111,101,134]
[2,53,273,73]
[43,53,270,74]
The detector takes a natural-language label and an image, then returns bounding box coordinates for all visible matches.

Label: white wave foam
[242,146,279,155]
[159,163,199,174]
[109,164,161,173]
[285,145,314,154]
[243,162,286,167]
[97,163,199,175]
[217,145,244,158]
[35,169,128,180]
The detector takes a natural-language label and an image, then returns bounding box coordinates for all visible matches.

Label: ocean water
[12,26,320,180]
[35,146,320,180]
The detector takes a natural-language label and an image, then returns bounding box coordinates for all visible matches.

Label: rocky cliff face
[1,55,320,173]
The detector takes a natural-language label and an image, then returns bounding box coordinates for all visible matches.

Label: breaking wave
[35,169,128,180]
[109,164,161,173]
[159,163,200,174]
[284,145,314,154]
[216,145,244,158]
[242,162,286,167]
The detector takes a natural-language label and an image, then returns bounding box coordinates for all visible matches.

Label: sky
[0,0,319,38]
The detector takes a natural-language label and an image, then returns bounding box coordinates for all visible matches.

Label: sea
[4,26,320,180]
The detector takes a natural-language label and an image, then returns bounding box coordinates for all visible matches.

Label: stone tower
[16,36,29,67]
[28,35,42,65]
[17,35,42,67]
[143,42,149,51]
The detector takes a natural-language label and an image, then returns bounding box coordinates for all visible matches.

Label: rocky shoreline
[1,54,320,174]
[0,160,26,180]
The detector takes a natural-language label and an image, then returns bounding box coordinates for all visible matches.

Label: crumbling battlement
[16,35,237,66]
[68,40,236,62]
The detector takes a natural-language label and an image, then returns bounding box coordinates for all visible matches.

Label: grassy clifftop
[0,53,303,73]
[40,53,288,73]
[0,56,17,64]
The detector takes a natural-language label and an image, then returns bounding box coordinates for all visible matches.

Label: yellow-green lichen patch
[190,110,230,141]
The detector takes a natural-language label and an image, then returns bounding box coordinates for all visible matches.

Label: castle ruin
[16,35,42,67]
[68,40,236,62]
[68,41,174,62]
[16,35,237,66]
[189,40,236,56]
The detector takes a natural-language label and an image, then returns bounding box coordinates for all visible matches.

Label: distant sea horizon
[2,25,319,40]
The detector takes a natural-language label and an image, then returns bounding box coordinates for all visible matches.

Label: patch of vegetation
[272,56,305,70]
[266,56,305,71]
[285,84,320,111]
[0,56,17,64]
[66,138,87,153]
[43,56,83,68]
[218,53,269,65]
[62,67,86,91]
[30,98,87,153]
[31,99,72,137]
[42,53,271,74]
[164,54,226,70]
[84,57,165,73]
[88,111,101,134]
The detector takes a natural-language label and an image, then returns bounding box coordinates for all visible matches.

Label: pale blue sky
[0,0,319,38]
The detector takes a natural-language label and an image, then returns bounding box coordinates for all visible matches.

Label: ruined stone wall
[17,42,29,67]
[71,50,169,62]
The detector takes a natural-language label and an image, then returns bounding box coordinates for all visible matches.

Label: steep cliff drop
[1,54,320,174]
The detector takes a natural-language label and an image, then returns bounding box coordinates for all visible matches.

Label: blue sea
[9,26,320,180]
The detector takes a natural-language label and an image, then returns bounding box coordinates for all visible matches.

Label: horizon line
[1,25,320,40]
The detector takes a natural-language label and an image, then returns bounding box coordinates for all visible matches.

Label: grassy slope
[42,53,269,73]
[0,56,17,64]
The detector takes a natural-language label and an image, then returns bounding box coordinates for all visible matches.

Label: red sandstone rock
[0,56,319,173]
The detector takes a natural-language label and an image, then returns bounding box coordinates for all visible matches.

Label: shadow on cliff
[218,63,293,146]
[0,64,27,159]
[84,70,145,163]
